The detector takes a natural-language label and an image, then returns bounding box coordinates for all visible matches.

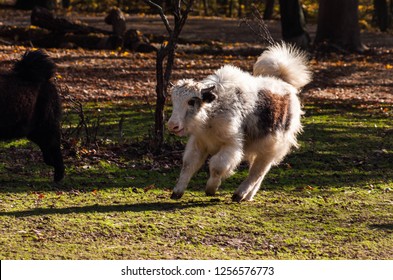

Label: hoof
[231,193,243,203]
[170,192,184,200]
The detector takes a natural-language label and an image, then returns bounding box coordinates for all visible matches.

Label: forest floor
[1,9,393,103]
[0,10,392,260]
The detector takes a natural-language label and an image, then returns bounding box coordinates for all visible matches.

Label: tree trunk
[278,0,310,49]
[391,0,393,17]
[143,0,194,153]
[374,0,389,31]
[202,0,209,15]
[154,50,166,150]
[228,0,235,17]
[238,0,243,18]
[315,0,365,52]
[263,0,275,20]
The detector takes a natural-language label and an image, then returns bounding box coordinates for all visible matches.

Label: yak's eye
[188,99,196,106]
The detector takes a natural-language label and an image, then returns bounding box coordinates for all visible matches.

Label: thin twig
[143,0,172,34]
[240,4,275,46]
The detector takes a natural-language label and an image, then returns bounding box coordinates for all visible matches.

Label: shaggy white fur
[253,42,311,90]
[168,43,311,202]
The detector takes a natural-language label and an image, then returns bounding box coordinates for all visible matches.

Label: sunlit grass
[0,100,392,259]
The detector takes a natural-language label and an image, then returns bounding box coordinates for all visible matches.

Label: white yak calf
[167,43,311,202]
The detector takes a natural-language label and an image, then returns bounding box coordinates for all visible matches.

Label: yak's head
[167,79,216,137]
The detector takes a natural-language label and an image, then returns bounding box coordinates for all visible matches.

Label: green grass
[0,101,392,259]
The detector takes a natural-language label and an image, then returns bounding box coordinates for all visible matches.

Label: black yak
[0,50,64,182]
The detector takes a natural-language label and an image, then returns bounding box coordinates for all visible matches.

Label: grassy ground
[0,100,392,260]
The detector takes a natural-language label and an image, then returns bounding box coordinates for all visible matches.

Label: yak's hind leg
[243,176,264,201]
[233,134,294,202]
[232,155,274,202]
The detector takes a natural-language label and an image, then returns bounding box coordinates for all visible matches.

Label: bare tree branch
[143,0,194,153]
[143,0,172,34]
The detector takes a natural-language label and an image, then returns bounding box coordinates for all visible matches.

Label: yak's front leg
[171,137,208,199]
[205,145,243,196]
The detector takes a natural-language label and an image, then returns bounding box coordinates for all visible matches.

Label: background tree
[278,0,310,49]
[315,0,365,52]
[391,0,393,22]
[143,0,194,153]
[373,0,389,31]
[202,0,209,15]
[263,0,275,20]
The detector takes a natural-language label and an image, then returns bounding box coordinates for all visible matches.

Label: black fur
[13,51,55,83]
[0,50,64,182]
[201,86,216,103]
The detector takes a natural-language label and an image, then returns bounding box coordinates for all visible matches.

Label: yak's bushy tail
[253,42,311,90]
[13,50,55,83]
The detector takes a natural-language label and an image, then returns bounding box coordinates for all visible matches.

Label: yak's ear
[201,85,216,103]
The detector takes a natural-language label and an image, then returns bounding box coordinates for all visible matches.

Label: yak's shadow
[0,200,222,218]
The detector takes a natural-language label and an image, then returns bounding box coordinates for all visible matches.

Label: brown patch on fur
[256,90,292,134]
